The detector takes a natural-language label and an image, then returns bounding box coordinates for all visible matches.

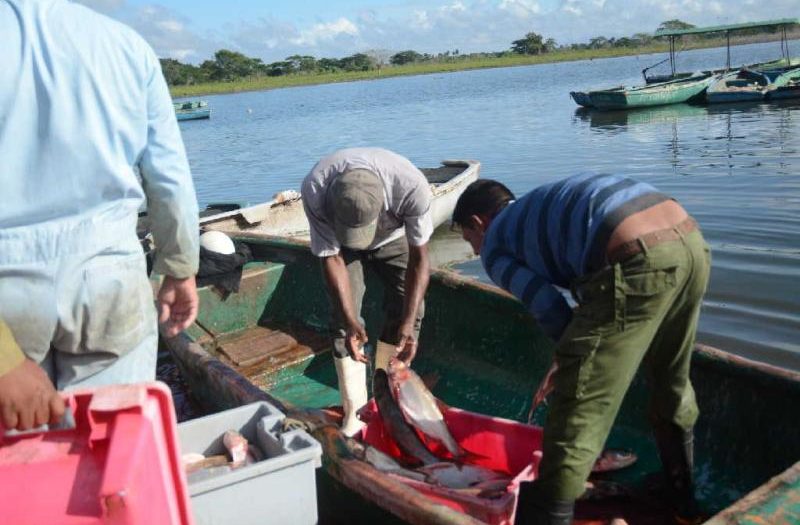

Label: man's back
[0,0,187,230]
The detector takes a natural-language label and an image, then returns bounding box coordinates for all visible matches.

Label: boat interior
[176,236,800,523]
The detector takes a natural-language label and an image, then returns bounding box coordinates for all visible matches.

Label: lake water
[178,40,800,371]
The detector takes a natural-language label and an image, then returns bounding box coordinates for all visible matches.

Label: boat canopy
[654,18,800,72]
[654,18,800,38]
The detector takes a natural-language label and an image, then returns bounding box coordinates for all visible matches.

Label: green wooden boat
[572,72,718,110]
[162,236,800,524]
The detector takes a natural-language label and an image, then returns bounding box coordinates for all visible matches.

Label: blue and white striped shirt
[481,173,668,341]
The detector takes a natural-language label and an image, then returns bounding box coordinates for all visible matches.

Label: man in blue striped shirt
[453,174,710,525]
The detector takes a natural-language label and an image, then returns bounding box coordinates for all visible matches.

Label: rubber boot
[334,355,368,437]
[514,481,574,525]
[375,340,398,371]
[654,423,703,524]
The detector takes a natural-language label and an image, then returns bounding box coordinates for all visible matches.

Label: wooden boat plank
[217,326,299,367]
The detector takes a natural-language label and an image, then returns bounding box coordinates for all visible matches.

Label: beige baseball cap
[326,168,383,250]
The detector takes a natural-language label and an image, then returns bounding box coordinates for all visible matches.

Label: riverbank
[169,33,800,98]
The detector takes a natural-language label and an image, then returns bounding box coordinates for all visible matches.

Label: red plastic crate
[359,399,543,525]
[0,382,193,525]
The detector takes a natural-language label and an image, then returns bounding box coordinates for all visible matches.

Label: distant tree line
[160,49,381,85]
[160,19,794,86]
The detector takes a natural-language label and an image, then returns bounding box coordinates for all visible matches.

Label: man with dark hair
[302,147,432,436]
[452,175,710,525]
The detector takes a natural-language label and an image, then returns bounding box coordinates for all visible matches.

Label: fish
[183,454,230,473]
[349,439,510,495]
[223,429,249,467]
[387,360,463,458]
[527,361,558,424]
[592,449,637,473]
[417,462,509,490]
[373,368,439,466]
[346,439,429,482]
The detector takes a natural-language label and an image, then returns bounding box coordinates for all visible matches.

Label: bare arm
[0,320,64,430]
[396,243,430,364]
[322,254,368,363]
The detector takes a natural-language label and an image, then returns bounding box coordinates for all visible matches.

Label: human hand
[345,322,369,364]
[157,275,199,337]
[395,323,417,365]
[0,359,65,431]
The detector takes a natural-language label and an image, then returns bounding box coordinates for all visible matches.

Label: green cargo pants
[534,228,711,503]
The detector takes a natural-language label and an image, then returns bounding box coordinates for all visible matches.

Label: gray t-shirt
[302,148,433,257]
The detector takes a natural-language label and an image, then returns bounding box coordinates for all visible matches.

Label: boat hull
[766,83,800,100]
[588,74,717,110]
[176,107,211,121]
[706,70,770,104]
[162,236,800,524]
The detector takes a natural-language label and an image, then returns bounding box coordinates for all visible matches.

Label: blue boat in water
[173,100,211,121]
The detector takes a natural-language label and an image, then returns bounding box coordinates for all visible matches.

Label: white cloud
[499,0,542,17]
[157,20,183,33]
[77,0,800,64]
[562,0,582,16]
[291,18,359,46]
[441,1,468,13]
[413,10,432,30]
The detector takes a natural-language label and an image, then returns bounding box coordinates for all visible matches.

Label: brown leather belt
[606,217,698,265]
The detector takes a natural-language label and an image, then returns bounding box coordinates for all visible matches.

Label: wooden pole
[726,32,731,70]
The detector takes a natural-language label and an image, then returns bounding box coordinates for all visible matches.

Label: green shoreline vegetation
[166,20,800,98]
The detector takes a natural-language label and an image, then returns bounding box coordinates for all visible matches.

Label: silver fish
[374,368,440,465]
[387,360,463,458]
[417,462,508,489]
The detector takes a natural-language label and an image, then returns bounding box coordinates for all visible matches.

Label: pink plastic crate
[0,382,193,525]
[359,399,543,525]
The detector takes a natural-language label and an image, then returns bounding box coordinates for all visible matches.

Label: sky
[76,0,800,64]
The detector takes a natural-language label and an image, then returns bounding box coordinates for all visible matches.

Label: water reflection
[573,103,709,129]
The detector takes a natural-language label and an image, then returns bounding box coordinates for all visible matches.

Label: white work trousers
[0,215,158,389]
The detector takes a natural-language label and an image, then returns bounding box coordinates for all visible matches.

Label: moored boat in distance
[577,19,800,109]
[706,69,771,104]
[200,159,480,239]
[161,235,800,524]
[765,64,800,100]
[766,78,800,100]
[174,100,211,121]
[572,72,718,110]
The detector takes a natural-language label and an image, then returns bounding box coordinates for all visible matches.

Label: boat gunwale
[197,159,480,228]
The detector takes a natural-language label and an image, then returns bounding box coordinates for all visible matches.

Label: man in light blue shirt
[0,0,200,429]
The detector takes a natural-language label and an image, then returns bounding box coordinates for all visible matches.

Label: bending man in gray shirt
[302,147,432,436]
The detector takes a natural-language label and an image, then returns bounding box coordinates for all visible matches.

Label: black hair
[452,179,515,227]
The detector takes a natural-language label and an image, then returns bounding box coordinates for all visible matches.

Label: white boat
[200,159,481,239]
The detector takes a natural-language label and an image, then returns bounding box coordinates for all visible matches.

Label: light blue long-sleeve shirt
[0,0,198,278]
